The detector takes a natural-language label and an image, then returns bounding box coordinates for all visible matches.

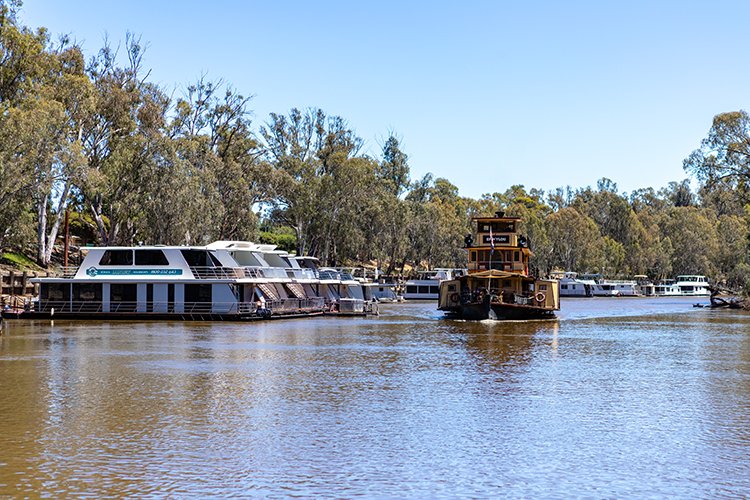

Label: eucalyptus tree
[658,207,718,277]
[714,214,750,288]
[658,179,695,207]
[77,34,171,245]
[684,110,750,202]
[0,9,92,265]
[698,178,745,217]
[374,134,410,274]
[0,3,46,248]
[546,207,603,273]
[260,108,363,258]
[170,77,271,243]
[402,175,467,270]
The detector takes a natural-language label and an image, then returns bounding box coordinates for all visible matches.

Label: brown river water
[0,297,749,497]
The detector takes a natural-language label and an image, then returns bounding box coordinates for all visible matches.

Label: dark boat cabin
[466,211,530,275]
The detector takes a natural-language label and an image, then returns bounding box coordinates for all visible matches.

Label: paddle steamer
[438,212,559,320]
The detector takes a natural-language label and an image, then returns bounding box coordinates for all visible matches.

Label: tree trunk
[89,196,109,245]
[36,192,48,265]
[43,181,71,265]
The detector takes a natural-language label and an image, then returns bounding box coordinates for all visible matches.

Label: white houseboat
[653,279,680,296]
[362,283,403,303]
[553,271,595,297]
[403,268,466,300]
[673,275,711,296]
[4,242,373,321]
[578,274,641,297]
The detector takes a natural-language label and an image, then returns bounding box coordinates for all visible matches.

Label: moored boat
[673,275,711,296]
[2,241,374,322]
[403,268,466,300]
[552,271,594,297]
[438,212,559,320]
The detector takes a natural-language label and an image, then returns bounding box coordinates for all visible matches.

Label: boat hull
[445,301,556,321]
[1,310,327,322]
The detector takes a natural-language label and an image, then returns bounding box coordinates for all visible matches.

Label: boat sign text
[86,267,183,277]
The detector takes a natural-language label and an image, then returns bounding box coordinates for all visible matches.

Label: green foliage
[258,228,297,253]
[1,251,41,269]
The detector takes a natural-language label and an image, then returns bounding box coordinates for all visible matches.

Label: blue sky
[20,0,750,199]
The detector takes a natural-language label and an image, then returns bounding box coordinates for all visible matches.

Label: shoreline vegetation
[1,2,750,297]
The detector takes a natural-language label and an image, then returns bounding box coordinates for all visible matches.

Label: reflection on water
[0,297,748,497]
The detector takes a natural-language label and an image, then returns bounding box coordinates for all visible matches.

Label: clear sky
[18,0,750,199]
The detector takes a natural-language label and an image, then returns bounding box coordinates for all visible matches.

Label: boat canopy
[467,270,527,279]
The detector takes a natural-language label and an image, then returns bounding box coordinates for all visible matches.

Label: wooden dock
[1,270,51,308]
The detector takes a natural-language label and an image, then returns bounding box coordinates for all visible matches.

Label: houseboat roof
[464,269,527,279]
[471,215,521,222]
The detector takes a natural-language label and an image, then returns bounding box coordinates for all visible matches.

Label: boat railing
[265,297,326,313]
[242,266,289,280]
[463,290,552,308]
[31,300,259,315]
[60,266,80,278]
[318,269,340,280]
[261,267,290,279]
[285,268,318,280]
[190,266,246,279]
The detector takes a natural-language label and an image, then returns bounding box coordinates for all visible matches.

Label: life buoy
[450,293,460,302]
[535,292,546,302]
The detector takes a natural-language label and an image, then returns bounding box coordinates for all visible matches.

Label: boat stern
[438,279,462,311]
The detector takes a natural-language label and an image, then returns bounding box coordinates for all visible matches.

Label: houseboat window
[447,284,457,292]
[72,283,102,301]
[110,283,137,312]
[181,250,218,267]
[406,285,418,294]
[514,251,519,261]
[561,284,568,290]
[540,284,547,291]
[185,284,212,303]
[418,286,429,294]
[42,283,69,300]
[99,250,133,266]
[111,283,137,301]
[429,286,439,294]
[470,251,476,262]
[135,249,169,265]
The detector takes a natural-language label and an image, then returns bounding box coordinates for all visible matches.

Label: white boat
[634,275,655,296]
[403,268,466,300]
[673,275,711,296]
[653,280,680,296]
[362,283,403,302]
[4,241,374,321]
[317,267,374,314]
[595,280,641,297]
[578,274,641,297]
[553,271,594,297]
